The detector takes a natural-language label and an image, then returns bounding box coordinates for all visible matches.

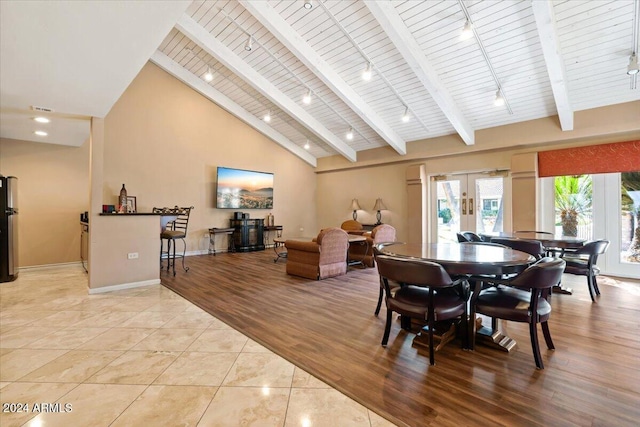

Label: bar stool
[153,206,193,276]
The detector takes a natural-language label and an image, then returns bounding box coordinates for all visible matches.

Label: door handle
[469,198,474,215]
[461,198,467,215]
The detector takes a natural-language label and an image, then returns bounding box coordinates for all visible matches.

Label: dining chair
[457,231,484,242]
[372,244,402,316]
[470,257,566,369]
[490,237,545,260]
[514,231,562,256]
[153,206,194,276]
[375,255,469,365]
[562,240,610,302]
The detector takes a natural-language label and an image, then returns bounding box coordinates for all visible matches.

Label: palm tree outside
[555,175,593,237]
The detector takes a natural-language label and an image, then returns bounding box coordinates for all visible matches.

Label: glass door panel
[619,172,640,271]
[431,173,506,243]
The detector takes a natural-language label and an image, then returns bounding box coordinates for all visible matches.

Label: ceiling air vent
[30,105,54,113]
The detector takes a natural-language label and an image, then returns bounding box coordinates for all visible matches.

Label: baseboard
[88,279,160,294]
[19,261,83,271]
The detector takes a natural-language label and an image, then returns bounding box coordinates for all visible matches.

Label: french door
[430,173,510,243]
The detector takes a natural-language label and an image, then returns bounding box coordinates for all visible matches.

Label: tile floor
[0,265,396,427]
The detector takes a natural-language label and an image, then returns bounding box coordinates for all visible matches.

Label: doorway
[430,172,510,243]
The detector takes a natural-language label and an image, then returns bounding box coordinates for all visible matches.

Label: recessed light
[34,130,48,136]
[33,116,50,123]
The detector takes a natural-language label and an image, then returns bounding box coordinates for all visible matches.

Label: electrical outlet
[127,252,139,260]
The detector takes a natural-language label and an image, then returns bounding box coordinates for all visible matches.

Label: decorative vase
[119,184,128,213]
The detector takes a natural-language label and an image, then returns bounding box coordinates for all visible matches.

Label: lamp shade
[350,199,362,211]
[373,198,387,211]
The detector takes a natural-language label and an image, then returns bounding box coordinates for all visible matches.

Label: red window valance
[538,140,640,177]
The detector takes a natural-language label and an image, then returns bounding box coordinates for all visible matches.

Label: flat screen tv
[216,166,273,209]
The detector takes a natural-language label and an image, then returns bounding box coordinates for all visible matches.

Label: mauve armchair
[348,224,397,268]
[285,228,350,280]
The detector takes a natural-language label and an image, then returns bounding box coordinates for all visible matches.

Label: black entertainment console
[230,218,265,252]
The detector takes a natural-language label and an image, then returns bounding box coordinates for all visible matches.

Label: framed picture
[125,196,137,213]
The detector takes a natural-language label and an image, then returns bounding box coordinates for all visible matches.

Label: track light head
[494,89,505,107]
[460,20,473,41]
[627,53,639,75]
[304,140,310,150]
[346,127,354,141]
[302,89,312,105]
[401,106,410,123]
[203,66,214,82]
[303,0,313,9]
[263,110,271,123]
[362,62,373,81]
[245,35,253,51]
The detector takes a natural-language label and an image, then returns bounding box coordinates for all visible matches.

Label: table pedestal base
[412,322,457,351]
[552,284,573,295]
[475,322,517,353]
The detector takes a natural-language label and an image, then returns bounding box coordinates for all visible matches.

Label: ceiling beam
[239,0,406,155]
[176,14,357,162]
[151,51,317,167]
[363,0,475,146]
[532,0,574,131]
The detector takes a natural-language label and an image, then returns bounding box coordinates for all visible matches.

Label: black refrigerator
[0,175,18,282]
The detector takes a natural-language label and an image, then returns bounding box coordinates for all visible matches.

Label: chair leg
[166,239,172,272]
[180,238,189,273]
[428,317,435,365]
[529,321,544,369]
[374,287,383,316]
[491,317,498,331]
[381,310,392,346]
[541,321,555,350]
[171,239,176,276]
[593,275,601,295]
[587,275,596,302]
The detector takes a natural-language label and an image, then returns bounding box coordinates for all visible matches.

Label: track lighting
[627,53,639,75]
[302,89,312,105]
[263,110,271,123]
[304,140,310,150]
[494,89,505,107]
[33,117,50,123]
[203,66,214,82]
[303,0,313,9]
[346,127,354,141]
[34,130,48,136]
[401,106,410,123]
[460,20,473,41]
[244,34,253,52]
[362,62,373,81]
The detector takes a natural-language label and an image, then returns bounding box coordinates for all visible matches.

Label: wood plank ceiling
[153,0,640,166]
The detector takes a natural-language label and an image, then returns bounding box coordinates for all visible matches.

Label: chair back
[573,239,610,258]
[510,257,566,291]
[340,220,363,232]
[372,224,396,244]
[316,227,349,264]
[458,231,483,242]
[375,255,453,288]
[153,206,194,234]
[491,237,545,259]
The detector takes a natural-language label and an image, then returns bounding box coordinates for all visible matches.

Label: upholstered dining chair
[372,244,402,316]
[375,255,469,365]
[562,240,610,302]
[340,220,365,234]
[153,206,193,276]
[457,231,484,242]
[470,257,566,369]
[348,224,396,268]
[285,227,349,280]
[490,237,546,260]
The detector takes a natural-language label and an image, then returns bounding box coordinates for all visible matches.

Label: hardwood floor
[161,251,640,427]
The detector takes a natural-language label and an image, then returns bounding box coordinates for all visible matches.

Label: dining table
[481,231,587,294]
[378,242,536,353]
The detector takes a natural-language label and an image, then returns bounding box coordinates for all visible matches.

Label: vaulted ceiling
[2,1,639,167]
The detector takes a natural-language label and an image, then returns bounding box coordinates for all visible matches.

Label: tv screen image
[216,167,273,209]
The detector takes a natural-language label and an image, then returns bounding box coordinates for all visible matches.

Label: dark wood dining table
[378,242,536,353]
[481,231,587,294]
